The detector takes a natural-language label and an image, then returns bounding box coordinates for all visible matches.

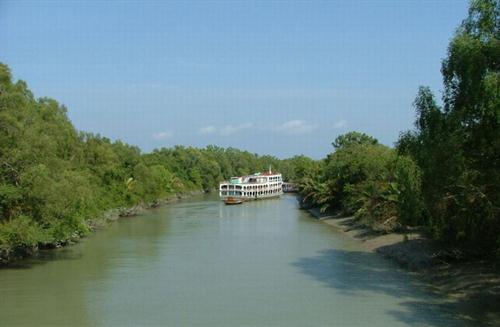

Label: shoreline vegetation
[0,190,204,265]
[296,1,498,260]
[80,189,206,231]
[294,1,499,320]
[0,59,312,265]
[0,2,498,319]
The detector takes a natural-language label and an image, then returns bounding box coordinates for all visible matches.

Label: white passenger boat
[219,168,283,203]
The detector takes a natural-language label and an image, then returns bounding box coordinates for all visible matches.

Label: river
[0,194,483,326]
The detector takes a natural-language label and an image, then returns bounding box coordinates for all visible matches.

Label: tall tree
[398,0,499,253]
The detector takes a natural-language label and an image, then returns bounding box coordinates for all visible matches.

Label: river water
[0,194,483,326]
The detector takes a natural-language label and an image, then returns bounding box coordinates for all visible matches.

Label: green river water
[0,194,487,326]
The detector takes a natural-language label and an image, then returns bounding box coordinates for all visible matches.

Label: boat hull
[224,197,243,205]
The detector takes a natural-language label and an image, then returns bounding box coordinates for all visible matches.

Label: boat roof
[229,171,281,180]
[260,171,279,176]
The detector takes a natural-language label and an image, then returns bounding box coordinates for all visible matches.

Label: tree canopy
[0,65,306,263]
[300,0,499,256]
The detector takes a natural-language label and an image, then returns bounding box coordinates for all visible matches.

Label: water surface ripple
[0,195,482,326]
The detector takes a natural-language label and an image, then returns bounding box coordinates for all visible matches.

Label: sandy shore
[307,207,500,325]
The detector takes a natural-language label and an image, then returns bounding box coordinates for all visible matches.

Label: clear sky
[0,0,469,158]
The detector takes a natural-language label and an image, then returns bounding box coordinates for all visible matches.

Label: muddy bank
[0,190,205,267]
[307,208,500,324]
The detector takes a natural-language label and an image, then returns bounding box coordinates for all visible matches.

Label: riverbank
[87,190,207,233]
[307,207,500,324]
[0,190,205,267]
[5,192,476,326]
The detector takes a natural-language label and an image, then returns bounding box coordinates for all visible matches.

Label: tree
[332,131,378,150]
[0,61,316,263]
[397,0,500,253]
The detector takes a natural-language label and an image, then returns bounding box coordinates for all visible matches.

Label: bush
[0,216,47,254]
[394,156,424,227]
[299,133,425,233]
[433,181,499,253]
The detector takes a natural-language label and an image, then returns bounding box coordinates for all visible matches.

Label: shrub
[0,216,47,254]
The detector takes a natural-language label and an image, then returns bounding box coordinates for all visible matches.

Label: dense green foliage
[299,132,422,232]
[1,0,497,263]
[299,0,499,255]
[397,0,499,253]
[0,65,301,262]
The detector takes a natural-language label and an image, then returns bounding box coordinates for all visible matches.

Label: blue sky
[0,0,468,158]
